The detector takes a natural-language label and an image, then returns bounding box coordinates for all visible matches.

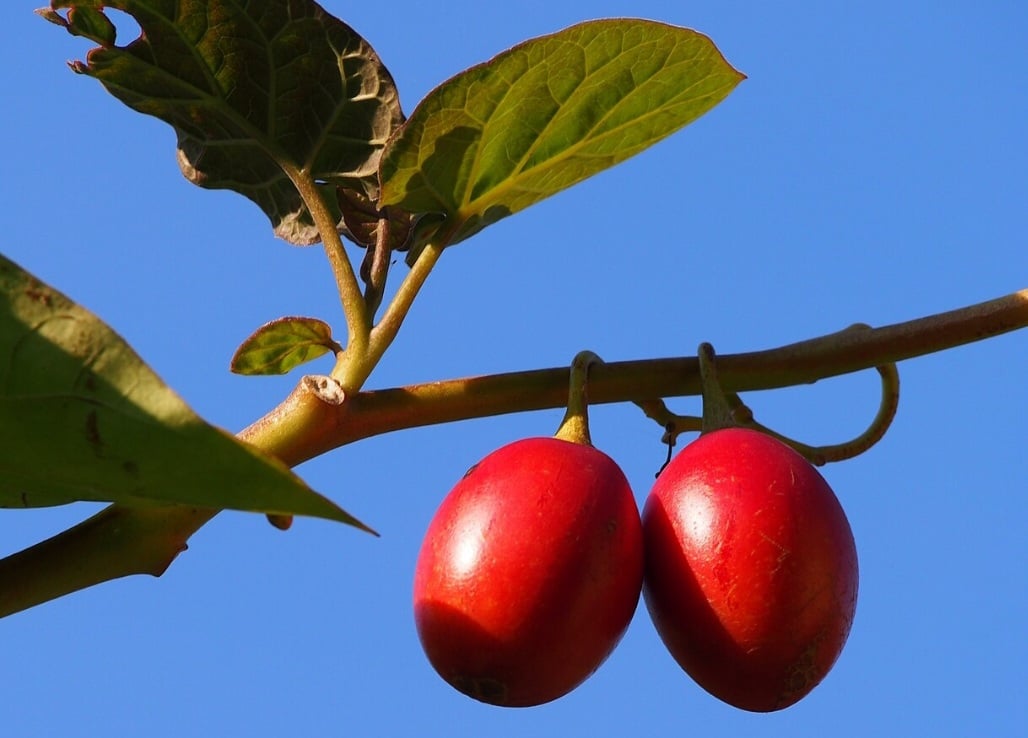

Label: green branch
[284,166,371,385]
[365,241,445,373]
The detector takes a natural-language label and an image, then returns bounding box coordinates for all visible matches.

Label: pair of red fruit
[413,426,858,712]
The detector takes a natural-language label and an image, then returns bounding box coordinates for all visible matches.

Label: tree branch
[2,289,1025,618]
[284,288,1028,460]
[0,505,216,616]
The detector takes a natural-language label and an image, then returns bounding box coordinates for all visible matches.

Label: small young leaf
[44,0,404,245]
[231,317,339,376]
[0,254,372,532]
[337,187,416,252]
[379,19,744,247]
[40,6,117,47]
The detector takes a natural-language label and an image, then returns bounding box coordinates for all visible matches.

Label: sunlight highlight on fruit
[413,437,643,707]
[643,428,858,712]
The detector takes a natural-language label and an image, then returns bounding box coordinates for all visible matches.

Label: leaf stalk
[285,166,371,386]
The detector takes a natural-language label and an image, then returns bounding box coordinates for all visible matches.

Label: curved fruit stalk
[641,340,900,468]
[413,437,644,706]
[642,427,858,712]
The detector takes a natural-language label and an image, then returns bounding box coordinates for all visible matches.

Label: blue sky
[2,1,1025,736]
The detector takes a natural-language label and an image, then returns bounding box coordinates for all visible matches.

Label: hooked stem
[554,351,603,445]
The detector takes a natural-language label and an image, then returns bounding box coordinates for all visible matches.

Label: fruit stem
[554,351,603,446]
[739,329,901,465]
[693,335,901,464]
[697,342,753,432]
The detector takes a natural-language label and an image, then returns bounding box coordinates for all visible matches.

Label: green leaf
[43,0,403,245]
[379,18,745,247]
[231,317,338,376]
[0,253,372,532]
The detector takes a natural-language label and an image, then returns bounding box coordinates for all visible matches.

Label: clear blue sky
[3,1,1025,736]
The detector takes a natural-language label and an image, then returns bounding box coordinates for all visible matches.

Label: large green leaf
[379,19,744,247]
[41,0,403,245]
[0,253,371,532]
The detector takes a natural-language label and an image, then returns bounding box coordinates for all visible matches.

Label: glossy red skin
[413,437,644,707]
[643,428,858,712]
